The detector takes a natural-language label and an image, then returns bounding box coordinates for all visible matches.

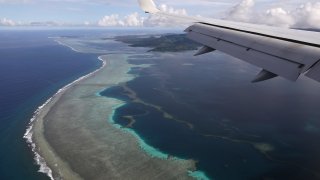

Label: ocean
[101,51,320,180]
[1,29,320,180]
[0,30,101,180]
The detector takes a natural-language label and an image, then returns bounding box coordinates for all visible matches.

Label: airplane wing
[138,0,320,83]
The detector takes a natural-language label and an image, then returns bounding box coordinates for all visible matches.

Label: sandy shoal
[32,54,195,180]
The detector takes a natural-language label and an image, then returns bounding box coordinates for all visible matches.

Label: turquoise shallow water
[4,29,320,180]
[101,51,320,180]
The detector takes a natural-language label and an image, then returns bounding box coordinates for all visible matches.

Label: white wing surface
[138,0,320,83]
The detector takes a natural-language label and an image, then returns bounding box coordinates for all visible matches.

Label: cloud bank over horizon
[0,0,320,29]
[0,18,16,26]
[96,0,320,29]
[91,4,190,27]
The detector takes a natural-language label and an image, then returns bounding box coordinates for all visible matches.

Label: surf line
[23,55,106,180]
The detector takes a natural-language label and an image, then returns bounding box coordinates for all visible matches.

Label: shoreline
[23,56,106,179]
[25,52,199,179]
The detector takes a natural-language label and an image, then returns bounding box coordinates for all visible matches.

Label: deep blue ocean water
[101,52,320,180]
[0,30,101,180]
[2,29,320,180]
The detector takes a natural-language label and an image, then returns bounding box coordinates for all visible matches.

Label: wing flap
[187,30,302,81]
[252,69,278,83]
[306,61,320,82]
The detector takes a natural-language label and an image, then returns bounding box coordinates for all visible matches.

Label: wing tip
[138,0,160,13]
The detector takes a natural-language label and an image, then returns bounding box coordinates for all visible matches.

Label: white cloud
[225,0,320,29]
[293,2,320,29]
[84,21,90,26]
[1,0,319,29]
[98,14,121,27]
[227,0,254,22]
[0,18,16,26]
[262,2,320,29]
[98,12,144,27]
[122,12,144,26]
[262,8,295,28]
[159,4,187,15]
[98,4,189,27]
[144,4,190,27]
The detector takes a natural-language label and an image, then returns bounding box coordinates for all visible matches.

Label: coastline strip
[25,37,209,179]
[23,56,106,179]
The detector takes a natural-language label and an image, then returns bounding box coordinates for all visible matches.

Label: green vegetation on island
[115,34,200,52]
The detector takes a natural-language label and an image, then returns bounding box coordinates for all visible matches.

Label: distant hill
[114,34,200,52]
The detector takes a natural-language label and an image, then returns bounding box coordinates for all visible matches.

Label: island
[114,34,200,52]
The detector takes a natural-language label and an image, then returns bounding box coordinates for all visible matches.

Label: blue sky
[0,1,135,22]
[0,0,319,28]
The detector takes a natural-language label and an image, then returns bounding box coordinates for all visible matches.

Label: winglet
[138,0,160,13]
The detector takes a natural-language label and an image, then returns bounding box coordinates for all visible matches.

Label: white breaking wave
[23,40,107,180]
[24,97,55,180]
[54,39,82,53]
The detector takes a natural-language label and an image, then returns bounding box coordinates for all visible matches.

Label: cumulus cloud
[159,4,187,15]
[293,2,320,29]
[98,4,189,27]
[0,18,16,26]
[122,12,145,26]
[227,0,254,22]
[226,0,320,29]
[144,4,190,27]
[98,14,122,27]
[262,8,295,28]
[98,12,144,27]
